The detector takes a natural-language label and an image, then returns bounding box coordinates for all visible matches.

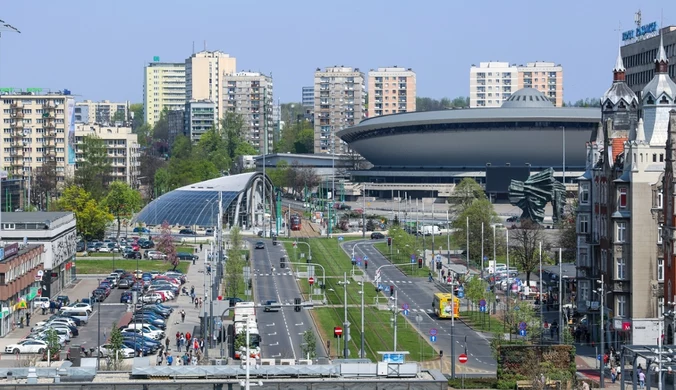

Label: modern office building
[577,35,675,343]
[367,67,416,117]
[302,86,314,107]
[223,72,274,154]
[185,50,236,122]
[143,61,186,126]
[621,25,676,98]
[74,100,129,125]
[184,100,216,143]
[74,123,141,186]
[313,66,366,154]
[469,61,564,108]
[0,88,75,206]
[166,109,185,147]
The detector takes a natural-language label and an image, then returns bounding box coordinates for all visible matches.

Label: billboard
[485,167,531,193]
[66,97,76,164]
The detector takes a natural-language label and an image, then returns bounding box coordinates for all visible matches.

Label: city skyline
[0,1,674,105]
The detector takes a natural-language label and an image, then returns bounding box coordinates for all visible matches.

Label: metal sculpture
[508,168,566,224]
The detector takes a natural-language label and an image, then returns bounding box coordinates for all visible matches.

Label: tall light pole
[0,21,21,87]
[446,210,451,266]
[561,126,566,187]
[262,86,268,238]
[360,277,365,359]
[598,275,605,389]
[480,222,484,279]
[558,248,563,343]
[539,242,543,343]
[466,216,470,272]
[343,272,349,358]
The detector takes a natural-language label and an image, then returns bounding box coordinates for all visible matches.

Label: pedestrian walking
[199,297,203,309]
[193,339,199,351]
[166,353,174,366]
[186,331,192,345]
[42,301,48,315]
[194,299,199,309]
[191,293,195,304]
[165,337,170,350]
[175,336,180,350]
[638,370,646,388]
[180,309,186,323]
[190,285,195,295]
[156,353,163,365]
[199,338,205,353]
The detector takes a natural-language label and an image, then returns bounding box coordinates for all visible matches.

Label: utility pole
[506,228,510,341]
[362,183,366,238]
[393,289,398,352]
[466,216,470,272]
[360,277,365,359]
[480,222,484,279]
[343,272,349,358]
[451,292,456,379]
[262,86,267,238]
[558,248,563,343]
[539,241,543,343]
[599,274,605,389]
[446,210,451,266]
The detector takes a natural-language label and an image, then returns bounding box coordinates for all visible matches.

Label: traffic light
[387,237,392,246]
[436,261,442,270]
[418,258,423,269]
[294,297,301,312]
[440,350,444,358]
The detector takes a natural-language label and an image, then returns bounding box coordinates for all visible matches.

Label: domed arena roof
[501,88,554,108]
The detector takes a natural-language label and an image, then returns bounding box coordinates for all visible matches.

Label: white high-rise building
[223,72,274,154]
[186,50,236,122]
[143,61,186,126]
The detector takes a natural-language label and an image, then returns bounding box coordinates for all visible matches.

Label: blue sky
[0,1,673,104]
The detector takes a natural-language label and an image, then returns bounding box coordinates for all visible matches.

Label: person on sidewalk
[186,331,191,345]
[165,337,170,351]
[166,353,173,366]
[638,370,646,389]
[156,352,163,365]
[180,310,186,323]
[25,312,30,327]
[42,301,49,315]
[194,299,199,309]
[199,298,203,309]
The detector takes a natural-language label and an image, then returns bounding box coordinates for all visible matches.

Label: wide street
[249,239,324,360]
[342,239,496,374]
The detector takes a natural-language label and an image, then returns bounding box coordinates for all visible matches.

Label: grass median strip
[373,242,431,277]
[460,310,506,333]
[75,259,190,274]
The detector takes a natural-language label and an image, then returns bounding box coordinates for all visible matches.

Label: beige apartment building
[75,100,129,125]
[143,61,186,126]
[0,89,74,186]
[469,61,563,108]
[367,67,416,117]
[313,66,366,154]
[223,72,274,154]
[186,50,236,123]
[74,124,140,186]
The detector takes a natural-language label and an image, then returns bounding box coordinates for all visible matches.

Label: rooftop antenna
[634,10,642,40]
[204,40,207,51]
[192,41,195,54]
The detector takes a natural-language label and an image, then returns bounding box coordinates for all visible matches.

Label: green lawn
[313,307,435,362]
[460,310,506,333]
[373,242,431,277]
[75,259,190,274]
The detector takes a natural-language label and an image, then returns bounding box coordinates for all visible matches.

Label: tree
[449,178,487,216]
[75,135,111,200]
[225,227,246,298]
[58,186,113,243]
[139,152,167,199]
[301,330,317,359]
[416,96,469,111]
[129,103,144,131]
[366,219,376,232]
[452,198,499,266]
[156,221,179,270]
[111,110,126,124]
[103,181,142,241]
[32,160,58,210]
[108,322,125,369]
[557,200,578,263]
[511,219,549,286]
[44,328,60,362]
[267,160,290,190]
[287,164,320,196]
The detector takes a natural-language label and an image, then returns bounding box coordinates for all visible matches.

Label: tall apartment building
[223,72,274,154]
[577,36,674,342]
[166,110,185,148]
[74,124,140,186]
[143,61,186,126]
[74,100,129,125]
[186,50,236,123]
[367,67,416,117]
[0,89,75,204]
[313,67,366,154]
[302,86,314,107]
[621,26,676,98]
[184,100,216,143]
[469,61,563,108]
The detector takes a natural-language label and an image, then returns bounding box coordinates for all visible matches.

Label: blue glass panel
[135,190,240,227]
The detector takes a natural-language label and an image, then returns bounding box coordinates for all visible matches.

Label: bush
[448,377,498,389]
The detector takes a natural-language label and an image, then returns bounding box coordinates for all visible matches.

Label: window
[619,188,627,208]
[578,247,589,267]
[579,183,590,204]
[617,222,627,242]
[617,296,627,317]
[616,257,626,279]
[578,280,590,303]
[659,225,664,244]
[659,258,664,281]
[578,214,589,233]
[658,192,664,208]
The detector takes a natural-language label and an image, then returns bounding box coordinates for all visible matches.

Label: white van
[33,297,50,309]
[60,309,89,324]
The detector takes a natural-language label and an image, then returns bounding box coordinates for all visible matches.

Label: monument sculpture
[508,168,566,224]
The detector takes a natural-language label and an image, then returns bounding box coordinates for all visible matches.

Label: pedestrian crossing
[254,272,294,277]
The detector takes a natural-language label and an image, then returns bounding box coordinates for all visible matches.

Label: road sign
[293,241,297,248]
[429,328,438,336]
[435,254,441,262]
[519,329,527,337]
[338,236,344,241]
[334,327,343,337]
[403,309,409,316]
[410,257,416,264]
[402,303,409,310]
[308,277,315,285]
[378,284,384,291]
[384,285,391,293]
[519,322,527,331]
[364,255,368,261]
[430,335,437,342]
[597,354,602,361]
[458,353,468,364]
[483,256,488,261]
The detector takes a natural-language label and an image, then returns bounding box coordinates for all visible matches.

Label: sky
[0,1,674,105]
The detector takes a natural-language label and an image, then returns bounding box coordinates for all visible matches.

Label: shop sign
[1,243,19,260]
[35,270,44,282]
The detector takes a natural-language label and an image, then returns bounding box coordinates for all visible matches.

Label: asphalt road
[342,239,497,373]
[249,239,323,360]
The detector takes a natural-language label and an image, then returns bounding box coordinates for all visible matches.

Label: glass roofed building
[134,172,274,231]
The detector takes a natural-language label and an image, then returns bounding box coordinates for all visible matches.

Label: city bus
[433,292,460,319]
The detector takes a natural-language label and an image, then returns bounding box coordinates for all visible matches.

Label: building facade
[74,124,140,185]
[0,89,75,205]
[0,243,44,337]
[143,61,186,126]
[184,100,216,143]
[185,50,236,122]
[166,109,185,148]
[577,35,675,343]
[302,86,314,108]
[622,26,676,98]
[1,212,77,301]
[223,72,274,154]
[313,66,366,154]
[469,61,563,108]
[74,100,129,125]
[367,67,416,118]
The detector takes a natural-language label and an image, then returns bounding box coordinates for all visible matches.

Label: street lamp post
[598,274,605,389]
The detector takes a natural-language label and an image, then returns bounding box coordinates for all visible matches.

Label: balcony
[43,102,56,109]
[12,110,24,119]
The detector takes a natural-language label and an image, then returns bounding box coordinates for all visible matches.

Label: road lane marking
[295,322,304,326]
[266,323,275,327]
[269,342,279,346]
[267,332,277,336]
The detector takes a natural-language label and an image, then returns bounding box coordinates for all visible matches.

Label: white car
[27,332,67,346]
[66,302,93,313]
[98,344,135,358]
[123,326,163,340]
[98,246,111,253]
[145,251,166,260]
[5,339,48,354]
[140,293,164,304]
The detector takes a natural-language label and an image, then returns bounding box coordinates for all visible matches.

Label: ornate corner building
[576,33,676,343]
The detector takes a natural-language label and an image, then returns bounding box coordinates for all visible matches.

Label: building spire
[613,45,626,81]
[636,117,646,142]
[656,28,669,73]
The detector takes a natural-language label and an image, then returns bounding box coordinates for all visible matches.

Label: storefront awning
[25,287,39,301]
[13,300,27,310]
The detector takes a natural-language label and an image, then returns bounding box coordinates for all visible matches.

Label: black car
[370,232,385,239]
[177,252,198,261]
[76,241,85,252]
[138,240,154,249]
[225,297,243,307]
[179,229,195,235]
[56,295,70,306]
[118,278,132,289]
[124,251,141,259]
[255,241,265,249]
[91,289,107,302]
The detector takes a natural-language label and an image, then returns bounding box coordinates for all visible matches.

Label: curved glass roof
[134,172,260,227]
[501,88,554,108]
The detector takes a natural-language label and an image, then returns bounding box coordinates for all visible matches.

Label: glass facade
[136,190,239,227]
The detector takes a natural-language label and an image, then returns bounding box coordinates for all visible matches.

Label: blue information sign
[410,254,416,264]
[519,322,527,331]
[519,329,527,337]
[403,309,409,316]
[338,236,344,241]
[430,335,437,342]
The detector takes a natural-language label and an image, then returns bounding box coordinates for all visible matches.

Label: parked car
[144,251,166,260]
[179,228,196,235]
[139,239,154,249]
[5,339,49,354]
[370,232,385,239]
[120,291,134,303]
[76,241,85,252]
[177,252,198,261]
[133,227,150,234]
[117,279,132,289]
[98,344,135,359]
[64,302,92,313]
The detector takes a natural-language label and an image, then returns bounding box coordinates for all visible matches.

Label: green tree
[58,186,113,244]
[156,221,179,270]
[225,227,246,298]
[44,328,60,361]
[135,123,152,147]
[268,160,290,189]
[108,322,125,369]
[103,181,142,241]
[388,224,422,263]
[449,178,487,216]
[111,110,126,123]
[75,135,111,200]
[557,201,578,263]
[129,103,144,131]
[151,108,171,141]
[452,198,498,266]
[301,330,317,359]
[195,128,231,172]
[511,219,549,286]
